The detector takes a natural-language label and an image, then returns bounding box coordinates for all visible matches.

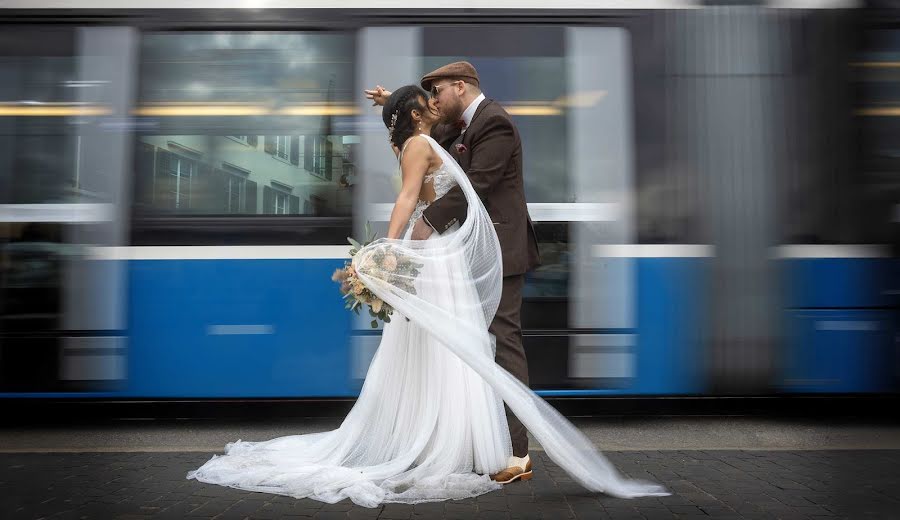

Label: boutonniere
[455,143,468,154]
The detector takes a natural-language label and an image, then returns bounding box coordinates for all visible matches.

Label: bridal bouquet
[332,224,423,328]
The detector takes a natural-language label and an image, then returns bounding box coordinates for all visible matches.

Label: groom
[367,62,541,483]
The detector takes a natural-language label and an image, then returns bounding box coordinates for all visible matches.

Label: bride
[187,85,668,508]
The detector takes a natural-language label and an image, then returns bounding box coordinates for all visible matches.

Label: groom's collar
[460,92,485,130]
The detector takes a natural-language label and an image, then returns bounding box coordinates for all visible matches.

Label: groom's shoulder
[478,99,513,125]
[482,98,510,119]
[474,100,517,135]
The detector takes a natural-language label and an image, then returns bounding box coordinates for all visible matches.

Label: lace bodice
[410,162,457,226]
[398,133,458,228]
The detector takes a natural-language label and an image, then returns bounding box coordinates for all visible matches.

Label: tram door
[563,28,636,390]
[0,27,136,394]
[354,26,636,390]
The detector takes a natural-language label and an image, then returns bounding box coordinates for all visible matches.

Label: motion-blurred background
[0,1,897,404]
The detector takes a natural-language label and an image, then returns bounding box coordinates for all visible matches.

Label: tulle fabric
[186,291,510,507]
[187,135,668,507]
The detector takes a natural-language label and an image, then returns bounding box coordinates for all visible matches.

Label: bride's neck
[415,123,434,137]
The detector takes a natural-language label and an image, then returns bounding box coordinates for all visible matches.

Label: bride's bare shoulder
[400,135,436,164]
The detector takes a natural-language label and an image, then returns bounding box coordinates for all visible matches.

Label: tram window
[421,26,640,301]
[0,27,77,333]
[849,28,900,244]
[0,28,83,205]
[423,26,569,204]
[133,32,356,218]
[423,27,571,299]
[762,17,899,246]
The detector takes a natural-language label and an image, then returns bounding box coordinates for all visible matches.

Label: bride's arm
[386,138,431,239]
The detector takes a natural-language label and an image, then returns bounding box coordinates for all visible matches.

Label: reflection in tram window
[133,32,357,217]
[135,134,353,216]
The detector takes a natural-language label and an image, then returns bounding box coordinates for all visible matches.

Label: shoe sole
[495,470,533,485]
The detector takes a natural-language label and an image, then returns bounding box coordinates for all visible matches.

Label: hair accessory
[387,111,399,142]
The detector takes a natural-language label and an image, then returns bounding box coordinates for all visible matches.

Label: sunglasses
[430,81,461,97]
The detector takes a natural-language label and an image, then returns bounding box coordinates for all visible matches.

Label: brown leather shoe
[490,458,533,484]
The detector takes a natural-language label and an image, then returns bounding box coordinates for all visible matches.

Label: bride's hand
[411,218,434,240]
[364,85,392,106]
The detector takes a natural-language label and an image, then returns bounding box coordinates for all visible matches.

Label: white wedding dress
[187,135,668,507]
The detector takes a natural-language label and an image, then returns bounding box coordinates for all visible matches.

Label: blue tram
[0,1,896,401]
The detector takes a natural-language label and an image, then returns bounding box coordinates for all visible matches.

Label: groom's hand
[364,85,392,106]
[411,218,434,240]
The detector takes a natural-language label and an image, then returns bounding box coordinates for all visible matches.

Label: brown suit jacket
[424,99,541,277]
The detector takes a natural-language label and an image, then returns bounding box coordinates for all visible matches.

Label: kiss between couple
[187,61,668,508]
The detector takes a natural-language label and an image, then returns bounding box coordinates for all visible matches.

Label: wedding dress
[187,134,668,507]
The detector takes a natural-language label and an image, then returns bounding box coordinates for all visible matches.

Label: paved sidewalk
[3,417,899,453]
[2,450,898,520]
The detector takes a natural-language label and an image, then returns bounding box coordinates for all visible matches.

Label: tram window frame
[129,28,356,246]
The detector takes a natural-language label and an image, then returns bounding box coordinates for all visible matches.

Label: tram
[0,1,896,400]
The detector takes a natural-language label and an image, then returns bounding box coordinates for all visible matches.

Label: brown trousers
[489,274,529,457]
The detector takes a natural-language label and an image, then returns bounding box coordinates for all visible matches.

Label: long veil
[354,135,668,499]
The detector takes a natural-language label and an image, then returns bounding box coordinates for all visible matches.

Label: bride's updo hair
[382,85,429,151]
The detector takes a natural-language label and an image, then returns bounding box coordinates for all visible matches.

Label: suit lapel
[455,99,493,170]
[466,98,492,134]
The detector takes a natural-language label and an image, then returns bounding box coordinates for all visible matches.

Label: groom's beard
[441,112,461,125]
[438,100,464,124]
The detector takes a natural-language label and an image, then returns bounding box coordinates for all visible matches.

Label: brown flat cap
[420,61,480,91]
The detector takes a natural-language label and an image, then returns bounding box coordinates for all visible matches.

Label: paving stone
[0,450,897,520]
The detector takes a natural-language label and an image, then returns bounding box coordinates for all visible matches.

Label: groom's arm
[364,86,391,106]
[430,122,457,145]
[422,114,514,233]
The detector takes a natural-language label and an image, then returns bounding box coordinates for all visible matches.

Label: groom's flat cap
[420,61,480,90]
